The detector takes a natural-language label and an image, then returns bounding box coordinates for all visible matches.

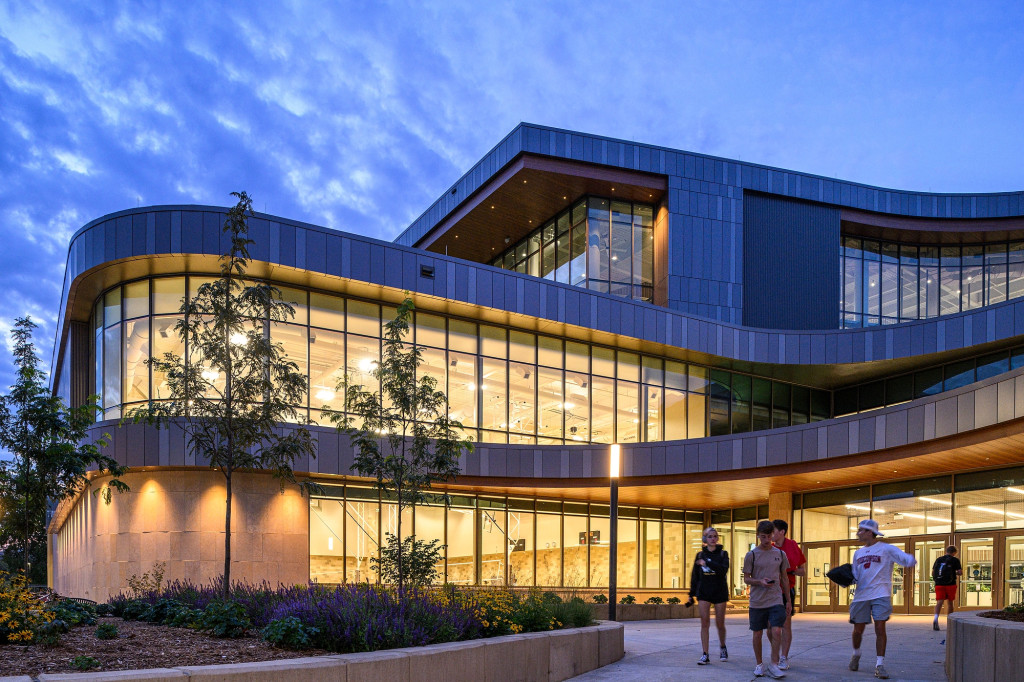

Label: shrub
[619,594,636,604]
[167,605,203,628]
[196,600,251,638]
[95,603,113,616]
[49,600,96,626]
[126,561,166,599]
[34,619,69,647]
[120,599,150,621]
[140,598,184,624]
[1006,602,1024,614]
[549,599,594,628]
[645,596,664,604]
[592,594,608,604]
[71,655,100,671]
[261,616,318,649]
[371,534,443,587]
[666,597,681,605]
[0,570,56,644]
[95,622,118,640]
[540,591,562,605]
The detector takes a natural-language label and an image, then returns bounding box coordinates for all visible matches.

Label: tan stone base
[51,469,310,601]
[946,610,1024,682]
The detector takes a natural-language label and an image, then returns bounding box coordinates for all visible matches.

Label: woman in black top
[686,527,730,665]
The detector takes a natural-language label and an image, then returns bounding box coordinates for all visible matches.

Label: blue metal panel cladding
[742,192,841,330]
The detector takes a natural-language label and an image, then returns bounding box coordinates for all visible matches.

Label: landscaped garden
[2,569,595,676]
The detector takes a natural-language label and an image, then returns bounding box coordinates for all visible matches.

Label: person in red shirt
[772,519,807,671]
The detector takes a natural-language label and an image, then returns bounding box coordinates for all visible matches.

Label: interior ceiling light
[1007,487,1024,495]
[920,496,952,505]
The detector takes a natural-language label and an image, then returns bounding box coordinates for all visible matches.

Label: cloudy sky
[1,1,1023,390]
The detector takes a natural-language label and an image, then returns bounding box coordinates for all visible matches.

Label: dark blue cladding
[742,193,841,330]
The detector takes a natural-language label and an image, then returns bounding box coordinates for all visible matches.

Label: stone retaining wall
[1,621,623,682]
[590,602,699,621]
[946,610,1024,682]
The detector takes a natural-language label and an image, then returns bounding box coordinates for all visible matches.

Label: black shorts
[749,604,787,631]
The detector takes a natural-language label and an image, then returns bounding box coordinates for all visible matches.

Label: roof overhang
[416,153,668,262]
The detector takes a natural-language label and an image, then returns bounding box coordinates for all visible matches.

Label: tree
[0,317,128,583]
[332,296,472,593]
[131,192,315,597]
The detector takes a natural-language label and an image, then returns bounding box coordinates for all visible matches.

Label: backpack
[933,556,954,584]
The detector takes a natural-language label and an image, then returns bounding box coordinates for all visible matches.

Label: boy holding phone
[743,520,791,678]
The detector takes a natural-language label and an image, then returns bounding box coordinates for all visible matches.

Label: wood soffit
[416,154,668,263]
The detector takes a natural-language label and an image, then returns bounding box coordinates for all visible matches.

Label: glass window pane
[123,281,149,320]
[415,312,446,348]
[570,224,587,287]
[731,374,752,434]
[481,358,507,432]
[900,261,918,320]
[977,352,1010,381]
[563,514,588,588]
[271,323,308,406]
[508,509,534,586]
[751,378,771,432]
[687,392,707,438]
[123,318,149,403]
[644,385,662,441]
[446,505,475,585]
[152,277,185,315]
[536,513,561,587]
[448,319,477,354]
[309,498,346,583]
[662,521,684,589]
[537,367,563,440]
[480,509,507,586]
[772,382,791,428]
[508,362,535,435]
[347,300,379,337]
[309,328,345,412]
[310,293,345,330]
[151,316,184,400]
[664,389,686,440]
[709,370,731,436]
[104,288,122,327]
[447,352,477,428]
[103,324,121,409]
[616,380,640,443]
[480,325,506,358]
[509,330,535,364]
[344,499,379,583]
[944,359,976,391]
[986,244,1008,305]
[565,341,588,374]
[564,371,589,442]
[590,376,615,443]
[276,286,307,325]
[537,336,561,369]
[617,351,640,382]
[592,346,615,377]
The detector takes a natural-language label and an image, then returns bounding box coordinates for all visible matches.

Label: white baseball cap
[858,519,884,537]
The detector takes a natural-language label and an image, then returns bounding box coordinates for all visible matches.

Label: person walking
[931,545,962,631]
[849,519,917,680]
[771,519,806,670]
[743,520,790,679]
[685,527,730,665]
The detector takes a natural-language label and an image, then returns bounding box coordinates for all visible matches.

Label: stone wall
[946,610,1024,681]
[51,469,309,601]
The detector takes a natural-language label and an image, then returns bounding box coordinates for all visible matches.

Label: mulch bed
[4,617,332,676]
[979,610,1024,623]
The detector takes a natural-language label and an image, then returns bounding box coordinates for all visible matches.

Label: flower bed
[1,571,599,676]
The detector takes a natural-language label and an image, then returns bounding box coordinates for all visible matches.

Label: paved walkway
[573,613,948,681]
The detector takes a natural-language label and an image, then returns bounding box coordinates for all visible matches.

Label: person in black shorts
[686,527,730,665]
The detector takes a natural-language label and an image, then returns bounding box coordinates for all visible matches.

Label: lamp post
[608,443,620,621]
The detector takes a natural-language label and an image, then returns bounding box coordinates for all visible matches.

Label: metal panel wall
[742,192,841,330]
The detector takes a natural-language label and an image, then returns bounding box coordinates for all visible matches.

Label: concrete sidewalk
[573,613,947,681]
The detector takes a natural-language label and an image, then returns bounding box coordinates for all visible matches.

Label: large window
[491,196,655,302]
[90,276,835,443]
[842,236,1024,328]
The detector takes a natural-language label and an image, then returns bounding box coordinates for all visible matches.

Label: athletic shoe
[778,655,790,670]
[849,654,861,671]
[753,663,765,677]
[933,621,940,631]
[875,664,889,679]
[766,662,786,678]
[719,646,728,661]
[697,653,710,665]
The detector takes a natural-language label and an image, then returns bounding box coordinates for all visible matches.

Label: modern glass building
[48,124,1024,614]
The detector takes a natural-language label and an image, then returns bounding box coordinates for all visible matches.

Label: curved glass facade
[841,236,1024,328]
[91,275,830,441]
[490,196,654,302]
[310,484,707,589]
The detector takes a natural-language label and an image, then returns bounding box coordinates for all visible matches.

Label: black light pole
[608,443,620,622]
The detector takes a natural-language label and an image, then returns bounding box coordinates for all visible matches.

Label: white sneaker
[778,655,790,670]
[753,663,765,677]
[766,662,786,678]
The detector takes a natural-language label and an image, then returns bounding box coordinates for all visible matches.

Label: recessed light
[491,205,495,209]
[563,196,567,200]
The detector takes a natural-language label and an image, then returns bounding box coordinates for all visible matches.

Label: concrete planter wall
[946,611,1024,682]
[3,621,622,682]
[590,602,699,621]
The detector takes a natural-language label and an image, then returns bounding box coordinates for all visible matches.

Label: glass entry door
[910,538,949,613]
[1005,535,1024,607]
[804,544,835,612]
[958,535,994,609]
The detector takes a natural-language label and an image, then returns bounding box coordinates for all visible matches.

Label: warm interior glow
[229,332,248,346]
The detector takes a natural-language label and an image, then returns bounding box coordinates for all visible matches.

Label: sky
[1,1,1023,392]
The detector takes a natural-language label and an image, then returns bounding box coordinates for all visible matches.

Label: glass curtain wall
[309,487,705,590]
[90,276,831,442]
[490,196,655,302]
[841,236,1024,328]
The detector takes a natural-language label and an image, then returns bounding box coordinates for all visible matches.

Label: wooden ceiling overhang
[423,416,1024,509]
[416,154,668,263]
[841,208,1024,245]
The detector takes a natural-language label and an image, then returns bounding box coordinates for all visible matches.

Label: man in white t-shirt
[848,519,916,680]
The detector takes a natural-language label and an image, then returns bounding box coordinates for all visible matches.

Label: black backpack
[933,556,954,584]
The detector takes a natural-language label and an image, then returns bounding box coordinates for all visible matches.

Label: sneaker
[753,663,765,677]
[697,653,710,665]
[933,621,940,631]
[766,662,786,679]
[849,654,861,671]
[875,664,889,679]
[719,646,728,661]
[778,655,789,670]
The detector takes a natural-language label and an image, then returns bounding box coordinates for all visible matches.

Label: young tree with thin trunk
[131,192,315,597]
[331,296,472,594]
[0,317,128,583]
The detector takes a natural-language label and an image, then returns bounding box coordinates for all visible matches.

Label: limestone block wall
[51,469,310,601]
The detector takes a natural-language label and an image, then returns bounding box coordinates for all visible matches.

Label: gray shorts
[849,597,892,624]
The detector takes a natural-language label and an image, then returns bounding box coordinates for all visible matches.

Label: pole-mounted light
[608,443,620,622]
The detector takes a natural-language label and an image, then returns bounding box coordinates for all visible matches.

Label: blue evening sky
[1,1,1023,389]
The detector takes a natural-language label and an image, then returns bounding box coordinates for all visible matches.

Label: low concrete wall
[590,602,699,621]
[7,621,622,682]
[946,611,1024,682]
